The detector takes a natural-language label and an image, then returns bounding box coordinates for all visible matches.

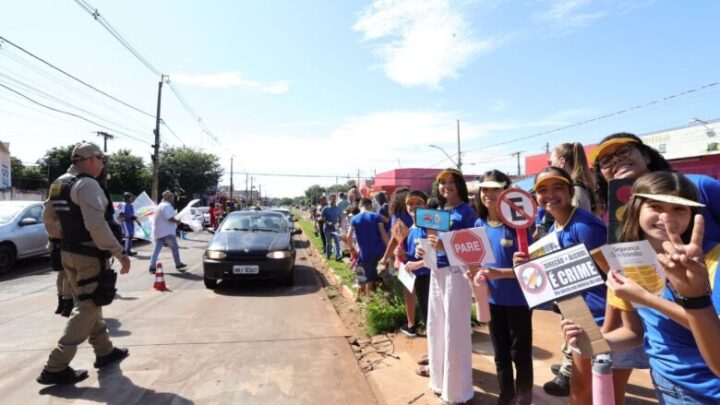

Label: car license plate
[233,265,259,274]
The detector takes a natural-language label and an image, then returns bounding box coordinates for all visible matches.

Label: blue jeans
[150,234,182,268]
[323,225,341,259]
[651,368,717,404]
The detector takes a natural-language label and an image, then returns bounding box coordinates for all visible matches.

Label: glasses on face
[598,144,633,169]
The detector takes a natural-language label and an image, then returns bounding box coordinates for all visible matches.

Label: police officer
[37,142,131,385]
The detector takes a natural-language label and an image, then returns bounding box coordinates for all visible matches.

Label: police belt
[62,242,117,305]
[60,241,112,260]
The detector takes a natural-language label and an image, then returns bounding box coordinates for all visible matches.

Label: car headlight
[205,250,227,260]
[267,251,292,259]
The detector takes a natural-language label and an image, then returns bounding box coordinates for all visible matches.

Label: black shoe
[128,251,138,256]
[551,363,561,376]
[60,298,74,318]
[54,296,63,314]
[37,367,88,385]
[400,324,418,337]
[176,263,188,272]
[94,347,129,368]
[543,373,571,396]
[149,267,156,274]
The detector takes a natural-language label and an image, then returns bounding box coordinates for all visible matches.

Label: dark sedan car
[203,211,301,289]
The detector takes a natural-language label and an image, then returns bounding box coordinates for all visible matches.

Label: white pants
[428,265,474,403]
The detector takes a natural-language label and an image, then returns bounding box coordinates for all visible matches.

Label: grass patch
[298,219,356,289]
[365,278,408,335]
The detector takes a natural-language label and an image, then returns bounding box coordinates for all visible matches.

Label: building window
[658,144,666,153]
[708,143,719,152]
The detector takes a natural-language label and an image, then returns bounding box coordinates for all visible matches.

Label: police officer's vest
[48,172,122,255]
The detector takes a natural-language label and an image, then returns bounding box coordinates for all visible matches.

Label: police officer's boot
[59,297,74,317]
[54,295,63,315]
[37,367,89,385]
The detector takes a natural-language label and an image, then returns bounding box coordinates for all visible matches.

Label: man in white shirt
[149,190,187,273]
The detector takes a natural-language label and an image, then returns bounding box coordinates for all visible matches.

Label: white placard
[398,262,416,292]
[176,199,202,232]
[418,238,437,270]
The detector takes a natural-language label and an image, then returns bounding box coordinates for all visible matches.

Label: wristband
[674,294,712,309]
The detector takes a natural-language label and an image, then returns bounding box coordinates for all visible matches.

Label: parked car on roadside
[268,207,295,229]
[202,210,301,289]
[197,206,211,228]
[0,201,50,272]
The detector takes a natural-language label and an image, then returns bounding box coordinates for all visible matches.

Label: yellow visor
[588,137,639,163]
[534,175,571,189]
[477,180,506,189]
[634,193,705,207]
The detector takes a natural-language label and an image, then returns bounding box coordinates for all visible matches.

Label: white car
[0,201,50,272]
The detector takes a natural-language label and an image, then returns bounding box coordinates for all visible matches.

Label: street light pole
[429,144,460,171]
[456,119,462,172]
[230,156,234,202]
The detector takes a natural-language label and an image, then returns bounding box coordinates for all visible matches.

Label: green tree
[10,157,46,190]
[106,149,151,196]
[37,144,76,185]
[304,184,326,205]
[158,146,223,205]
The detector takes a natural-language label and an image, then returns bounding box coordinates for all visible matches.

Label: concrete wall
[0,188,45,201]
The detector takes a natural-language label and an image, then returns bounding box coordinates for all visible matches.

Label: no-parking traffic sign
[497,188,537,229]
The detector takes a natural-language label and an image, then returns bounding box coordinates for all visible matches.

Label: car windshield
[0,204,26,225]
[220,214,288,233]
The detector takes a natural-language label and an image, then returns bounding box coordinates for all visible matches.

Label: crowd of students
[311,132,720,404]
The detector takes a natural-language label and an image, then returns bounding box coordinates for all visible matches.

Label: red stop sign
[450,229,486,266]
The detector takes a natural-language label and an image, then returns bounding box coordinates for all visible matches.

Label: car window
[22,205,44,222]
[0,204,25,225]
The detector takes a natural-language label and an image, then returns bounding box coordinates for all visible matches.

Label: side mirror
[207,229,216,234]
[19,218,38,226]
[291,228,302,235]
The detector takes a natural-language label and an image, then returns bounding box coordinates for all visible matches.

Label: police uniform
[37,142,129,385]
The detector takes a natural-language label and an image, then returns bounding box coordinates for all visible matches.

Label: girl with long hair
[550,142,596,213]
[562,171,720,403]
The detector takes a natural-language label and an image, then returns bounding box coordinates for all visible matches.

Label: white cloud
[170,72,290,94]
[533,0,631,34]
[353,0,496,88]
[488,99,508,112]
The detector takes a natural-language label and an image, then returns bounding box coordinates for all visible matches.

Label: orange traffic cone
[153,262,169,291]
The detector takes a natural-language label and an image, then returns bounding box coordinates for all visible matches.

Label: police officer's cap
[71,142,105,162]
[123,192,134,198]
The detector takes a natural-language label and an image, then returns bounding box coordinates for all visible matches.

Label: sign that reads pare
[440,227,495,267]
[513,243,604,308]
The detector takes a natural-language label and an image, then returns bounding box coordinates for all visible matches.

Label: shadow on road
[39,363,192,405]
[167,272,204,281]
[105,317,132,338]
[0,255,53,282]
[212,264,320,297]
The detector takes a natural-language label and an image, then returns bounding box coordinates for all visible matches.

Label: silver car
[0,201,50,272]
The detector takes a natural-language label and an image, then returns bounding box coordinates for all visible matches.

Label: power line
[160,119,186,146]
[0,34,155,118]
[0,81,151,145]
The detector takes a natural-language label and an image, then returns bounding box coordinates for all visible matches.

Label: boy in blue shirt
[347,198,389,296]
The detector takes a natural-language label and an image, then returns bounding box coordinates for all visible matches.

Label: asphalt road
[0,231,376,404]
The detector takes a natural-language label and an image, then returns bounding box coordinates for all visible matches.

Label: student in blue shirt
[424,169,478,404]
[563,171,720,403]
[346,198,389,296]
[472,170,533,405]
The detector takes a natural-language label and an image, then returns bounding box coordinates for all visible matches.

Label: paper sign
[176,199,202,232]
[607,178,635,243]
[529,231,561,259]
[391,220,410,243]
[416,208,450,231]
[600,240,665,305]
[497,188,537,229]
[513,243,605,308]
[132,191,155,240]
[398,262,416,292]
[418,238,437,270]
[440,227,496,268]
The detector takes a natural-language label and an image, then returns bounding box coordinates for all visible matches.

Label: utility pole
[96,131,114,152]
[258,184,262,204]
[230,156,234,202]
[511,151,522,177]
[249,176,254,206]
[544,142,550,154]
[245,173,248,208]
[151,75,167,203]
[456,119,462,172]
[357,169,360,187]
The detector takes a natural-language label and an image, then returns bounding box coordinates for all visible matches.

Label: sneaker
[94,347,129,368]
[550,363,561,376]
[176,263,188,272]
[399,324,418,337]
[128,251,138,256]
[543,373,570,396]
[149,266,156,274]
[415,365,430,377]
[37,367,88,385]
[417,354,429,365]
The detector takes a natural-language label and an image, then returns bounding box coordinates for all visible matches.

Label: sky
[1,0,720,198]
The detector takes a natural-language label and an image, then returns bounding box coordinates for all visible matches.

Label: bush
[365,277,407,335]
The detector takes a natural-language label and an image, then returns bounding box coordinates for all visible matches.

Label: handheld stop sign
[496,188,537,254]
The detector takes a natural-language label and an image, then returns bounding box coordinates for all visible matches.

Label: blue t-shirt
[475,217,529,307]
[350,211,386,261]
[635,261,720,400]
[549,207,608,325]
[122,202,135,225]
[686,174,720,252]
[436,203,478,268]
[406,225,430,277]
[321,205,341,227]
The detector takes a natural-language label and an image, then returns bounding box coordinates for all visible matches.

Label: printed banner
[529,231,561,259]
[416,208,450,231]
[600,240,665,308]
[513,243,604,308]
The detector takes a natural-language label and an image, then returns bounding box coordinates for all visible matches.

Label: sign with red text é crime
[513,243,604,308]
[440,227,495,267]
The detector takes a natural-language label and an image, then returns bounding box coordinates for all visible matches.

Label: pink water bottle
[592,354,614,405]
[472,272,491,322]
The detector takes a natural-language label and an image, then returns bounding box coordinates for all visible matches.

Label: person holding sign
[525,167,608,404]
[423,169,478,404]
[472,170,534,405]
[563,171,720,403]
[347,198,389,297]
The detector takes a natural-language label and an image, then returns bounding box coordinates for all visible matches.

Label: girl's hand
[478,267,501,281]
[465,265,481,280]
[427,235,444,252]
[405,261,419,272]
[415,246,425,258]
[513,251,530,266]
[608,270,650,305]
[658,214,710,297]
[394,245,404,257]
[560,319,584,349]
